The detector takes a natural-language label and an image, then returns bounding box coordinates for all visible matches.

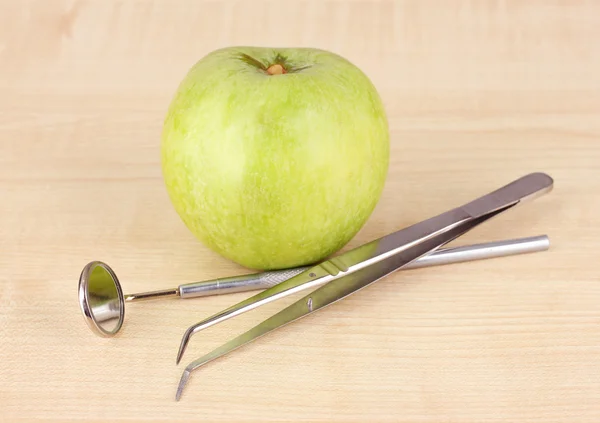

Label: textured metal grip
[257,267,310,287]
[179,267,310,298]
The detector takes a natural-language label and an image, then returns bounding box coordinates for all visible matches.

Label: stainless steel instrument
[78,235,549,337]
[174,172,553,401]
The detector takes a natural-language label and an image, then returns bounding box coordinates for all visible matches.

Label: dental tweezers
[175,172,554,400]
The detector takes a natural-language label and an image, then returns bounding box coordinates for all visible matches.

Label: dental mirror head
[78,261,125,337]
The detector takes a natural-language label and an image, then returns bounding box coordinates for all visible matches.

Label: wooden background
[1,1,599,421]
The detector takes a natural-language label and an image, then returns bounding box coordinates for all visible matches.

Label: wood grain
[1,0,599,421]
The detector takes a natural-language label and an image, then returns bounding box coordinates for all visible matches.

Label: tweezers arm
[178,208,505,395]
[332,173,553,274]
[462,172,553,218]
[180,172,554,340]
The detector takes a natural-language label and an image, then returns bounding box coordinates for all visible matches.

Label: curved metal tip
[175,303,257,364]
[175,369,191,401]
[176,327,194,365]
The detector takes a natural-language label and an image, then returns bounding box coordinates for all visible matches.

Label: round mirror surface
[78,261,124,336]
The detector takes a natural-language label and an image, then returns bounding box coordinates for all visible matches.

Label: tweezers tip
[176,328,193,364]
[175,369,191,401]
[175,345,184,365]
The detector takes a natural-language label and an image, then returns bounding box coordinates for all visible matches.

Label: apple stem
[266,63,286,75]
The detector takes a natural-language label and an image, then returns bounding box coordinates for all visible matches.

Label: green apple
[161,46,389,270]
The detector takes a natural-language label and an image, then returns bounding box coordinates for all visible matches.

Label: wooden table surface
[1,1,599,421]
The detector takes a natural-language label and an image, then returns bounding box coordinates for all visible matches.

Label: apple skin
[161,46,389,270]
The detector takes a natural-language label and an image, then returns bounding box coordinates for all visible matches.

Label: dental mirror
[77,235,550,338]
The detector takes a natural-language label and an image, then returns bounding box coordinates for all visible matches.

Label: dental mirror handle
[124,235,549,302]
[124,268,309,302]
